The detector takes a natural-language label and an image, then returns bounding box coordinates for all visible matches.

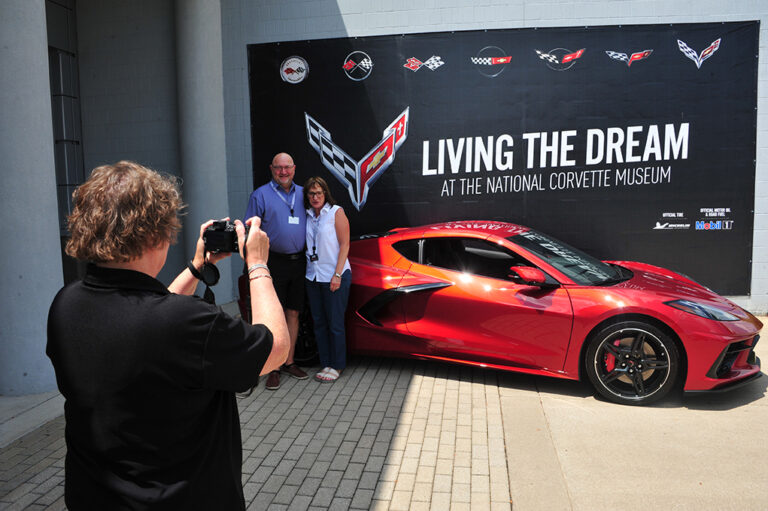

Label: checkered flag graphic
[471,57,492,65]
[605,51,629,63]
[359,58,373,69]
[535,50,559,64]
[423,55,444,70]
[677,40,699,66]
[320,138,357,180]
[305,114,328,152]
[305,114,356,183]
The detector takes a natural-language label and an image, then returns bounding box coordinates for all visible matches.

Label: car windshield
[509,230,622,285]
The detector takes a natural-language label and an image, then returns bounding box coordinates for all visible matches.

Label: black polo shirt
[47,265,273,510]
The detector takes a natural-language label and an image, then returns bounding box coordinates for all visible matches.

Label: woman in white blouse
[303,177,351,382]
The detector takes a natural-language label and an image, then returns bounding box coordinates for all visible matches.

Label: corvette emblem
[343,51,374,81]
[367,148,387,171]
[677,38,721,68]
[404,56,445,72]
[280,56,308,84]
[535,48,585,71]
[605,49,653,67]
[471,46,511,77]
[305,108,409,210]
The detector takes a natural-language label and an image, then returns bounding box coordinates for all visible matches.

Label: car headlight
[664,299,739,321]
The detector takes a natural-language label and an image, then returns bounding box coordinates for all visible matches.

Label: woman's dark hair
[66,161,183,262]
[303,176,337,210]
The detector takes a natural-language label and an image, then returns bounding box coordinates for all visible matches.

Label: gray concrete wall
[0,0,62,395]
[176,0,235,301]
[76,0,186,286]
[220,0,768,313]
[77,0,236,297]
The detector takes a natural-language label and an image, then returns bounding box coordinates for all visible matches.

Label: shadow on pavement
[443,358,767,411]
[680,372,767,410]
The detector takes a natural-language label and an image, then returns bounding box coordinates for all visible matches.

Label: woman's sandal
[315,367,340,383]
[314,367,331,382]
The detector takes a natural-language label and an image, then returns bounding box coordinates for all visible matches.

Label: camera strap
[187,261,220,304]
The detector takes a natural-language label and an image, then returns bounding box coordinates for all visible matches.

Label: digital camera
[203,220,247,253]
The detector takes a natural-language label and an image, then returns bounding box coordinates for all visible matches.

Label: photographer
[47,161,288,510]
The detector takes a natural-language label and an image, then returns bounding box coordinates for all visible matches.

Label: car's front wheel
[585,321,680,405]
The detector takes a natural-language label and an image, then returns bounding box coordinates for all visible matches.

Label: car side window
[392,239,420,262]
[421,237,532,280]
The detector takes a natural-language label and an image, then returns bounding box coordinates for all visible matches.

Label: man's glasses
[271,165,295,171]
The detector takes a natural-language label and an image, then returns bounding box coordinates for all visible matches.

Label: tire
[585,321,680,405]
[293,306,319,366]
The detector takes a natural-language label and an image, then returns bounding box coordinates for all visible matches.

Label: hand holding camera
[190,218,234,270]
[203,220,249,254]
[200,217,269,267]
[240,217,269,267]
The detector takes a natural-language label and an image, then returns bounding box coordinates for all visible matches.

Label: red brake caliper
[605,340,620,372]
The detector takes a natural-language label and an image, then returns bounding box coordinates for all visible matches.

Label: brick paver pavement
[0,357,513,510]
[0,416,66,510]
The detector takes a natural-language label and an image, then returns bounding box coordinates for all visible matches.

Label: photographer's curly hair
[66,161,184,263]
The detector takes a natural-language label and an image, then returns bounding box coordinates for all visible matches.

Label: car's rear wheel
[585,321,679,405]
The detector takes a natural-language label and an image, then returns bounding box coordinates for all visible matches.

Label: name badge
[288,216,299,225]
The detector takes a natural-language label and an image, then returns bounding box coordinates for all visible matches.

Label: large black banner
[248,21,758,294]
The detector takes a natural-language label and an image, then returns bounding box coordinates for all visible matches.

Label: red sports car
[346,220,762,405]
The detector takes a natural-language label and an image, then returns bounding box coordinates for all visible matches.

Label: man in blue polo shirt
[245,152,309,389]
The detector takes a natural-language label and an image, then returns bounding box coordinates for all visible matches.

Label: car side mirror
[508,266,555,288]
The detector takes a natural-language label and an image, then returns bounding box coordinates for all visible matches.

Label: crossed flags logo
[404,56,445,72]
[605,49,653,67]
[305,108,410,211]
[343,51,374,80]
[535,48,585,71]
[677,38,721,68]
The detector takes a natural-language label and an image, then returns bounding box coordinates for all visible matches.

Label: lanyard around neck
[271,182,296,215]
[310,209,322,254]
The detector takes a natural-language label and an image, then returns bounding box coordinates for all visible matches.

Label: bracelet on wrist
[249,273,272,281]
[247,263,270,275]
[333,272,342,279]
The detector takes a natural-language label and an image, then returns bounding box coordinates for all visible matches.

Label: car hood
[608,261,741,310]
